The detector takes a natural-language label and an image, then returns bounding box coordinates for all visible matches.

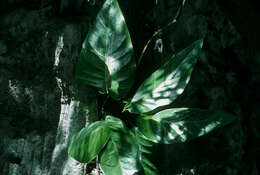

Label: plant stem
[137,0,186,66]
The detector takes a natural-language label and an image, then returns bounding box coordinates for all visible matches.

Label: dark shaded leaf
[75,0,136,100]
[125,40,203,114]
[135,128,159,175]
[100,130,141,175]
[68,121,111,163]
[137,108,236,144]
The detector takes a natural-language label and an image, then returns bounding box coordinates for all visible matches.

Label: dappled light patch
[75,0,136,100]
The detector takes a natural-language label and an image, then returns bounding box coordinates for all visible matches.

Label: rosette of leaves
[68,0,236,174]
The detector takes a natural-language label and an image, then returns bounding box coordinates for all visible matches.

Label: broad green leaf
[137,108,236,144]
[105,115,125,130]
[125,40,203,114]
[100,130,141,175]
[75,0,136,100]
[68,121,111,163]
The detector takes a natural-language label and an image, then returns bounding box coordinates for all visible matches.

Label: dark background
[0,0,260,174]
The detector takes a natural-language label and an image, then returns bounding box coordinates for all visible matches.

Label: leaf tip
[122,103,130,112]
[198,39,204,48]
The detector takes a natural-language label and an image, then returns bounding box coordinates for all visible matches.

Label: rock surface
[0,4,99,175]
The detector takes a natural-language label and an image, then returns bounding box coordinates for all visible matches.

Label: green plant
[68,0,236,174]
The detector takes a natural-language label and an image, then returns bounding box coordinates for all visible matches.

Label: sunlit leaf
[137,108,236,144]
[100,130,141,175]
[75,0,136,100]
[68,121,111,163]
[125,39,203,114]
